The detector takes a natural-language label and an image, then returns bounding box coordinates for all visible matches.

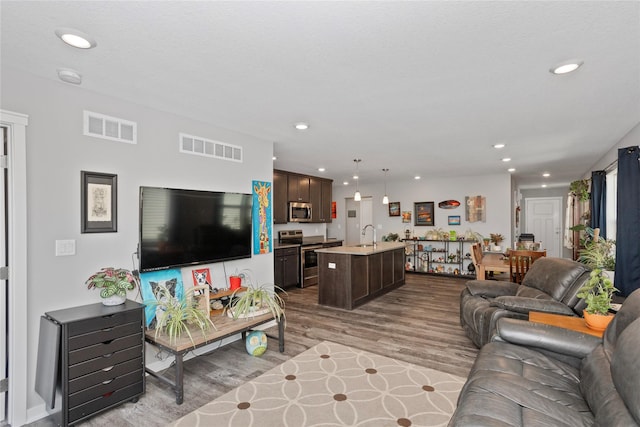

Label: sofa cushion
[610,318,640,425]
[450,341,593,427]
[491,296,576,316]
[465,280,518,297]
[520,257,590,303]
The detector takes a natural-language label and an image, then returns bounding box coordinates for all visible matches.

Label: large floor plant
[151,285,215,346]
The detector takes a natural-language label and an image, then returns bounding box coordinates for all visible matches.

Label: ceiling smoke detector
[57,68,82,85]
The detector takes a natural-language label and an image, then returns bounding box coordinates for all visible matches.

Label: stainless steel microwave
[289,202,312,222]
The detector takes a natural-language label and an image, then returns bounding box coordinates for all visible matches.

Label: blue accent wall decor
[253,180,272,254]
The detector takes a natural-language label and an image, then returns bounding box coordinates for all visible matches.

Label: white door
[525,197,562,258]
[345,196,373,245]
[359,197,373,244]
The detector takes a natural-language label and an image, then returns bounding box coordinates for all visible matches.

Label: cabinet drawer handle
[102,366,114,372]
[102,314,116,319]
[102,353,113,358]
[101,327,114,332]
[102,378,115,385]
[102,339,114,345]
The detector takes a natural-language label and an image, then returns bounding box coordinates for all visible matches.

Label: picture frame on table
[81,171,117,233]
[448,215,461,226]
[388,201,401,217]
[414,201,435,226]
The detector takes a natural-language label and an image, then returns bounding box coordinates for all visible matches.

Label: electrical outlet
[328,262,336,269]
[55,239,76,256]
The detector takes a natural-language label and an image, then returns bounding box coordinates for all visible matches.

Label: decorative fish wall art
[438,200,460,209]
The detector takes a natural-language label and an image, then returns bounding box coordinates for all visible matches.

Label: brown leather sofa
[449,288,640,426]
[460,257,590,348]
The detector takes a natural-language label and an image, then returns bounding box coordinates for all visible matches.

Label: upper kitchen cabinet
[288,173,310,202]
[273,170,288,224]
[310,177,333,223]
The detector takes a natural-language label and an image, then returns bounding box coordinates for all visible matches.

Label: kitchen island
[315,241,406,309]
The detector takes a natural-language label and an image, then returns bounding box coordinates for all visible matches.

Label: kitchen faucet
[362,224,376,246]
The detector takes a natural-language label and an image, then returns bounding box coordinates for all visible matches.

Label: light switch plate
[328,262,336,269]
[55,239,76,256]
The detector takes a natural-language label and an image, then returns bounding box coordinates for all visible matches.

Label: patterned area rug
[171,341,465,427]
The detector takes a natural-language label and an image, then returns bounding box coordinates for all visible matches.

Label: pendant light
[382,168,389,205]
[353,159,362,201]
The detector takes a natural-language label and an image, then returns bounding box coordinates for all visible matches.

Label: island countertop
[314,241,406,256]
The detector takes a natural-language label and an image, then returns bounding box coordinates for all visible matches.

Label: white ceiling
[2,1,639,189]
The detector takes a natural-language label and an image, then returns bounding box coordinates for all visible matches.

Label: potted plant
[570,179,590,202]
[86,267,137,306]
[226,283,286,322]
[150,285,216,345]
[576,227,615,272]
[577,268,618,331]
[490,233,504,252]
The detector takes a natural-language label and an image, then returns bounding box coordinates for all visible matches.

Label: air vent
[179,133,243,162]
[83,111,137,144]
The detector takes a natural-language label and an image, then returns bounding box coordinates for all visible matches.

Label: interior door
[359,197,373,245]
[525,197,562,258]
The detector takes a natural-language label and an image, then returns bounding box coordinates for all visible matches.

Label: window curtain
[590,170,607,238]
[615,146,640,297]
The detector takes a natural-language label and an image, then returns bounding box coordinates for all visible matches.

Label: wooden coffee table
[529,311,605,338]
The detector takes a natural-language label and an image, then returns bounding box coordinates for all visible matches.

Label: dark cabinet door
[274,247,299,288]
[309,178,322,222]
[273,170,288,224]
[288,174,310,202]
[321,179,332,223]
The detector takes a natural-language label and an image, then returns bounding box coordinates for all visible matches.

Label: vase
[583,310,614,332]
[102,294,126,306]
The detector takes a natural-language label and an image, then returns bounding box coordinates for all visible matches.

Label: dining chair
[509,249,547,284]
[470,243,485,278]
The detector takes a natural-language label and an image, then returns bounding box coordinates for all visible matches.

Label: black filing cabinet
[37,300,145,426]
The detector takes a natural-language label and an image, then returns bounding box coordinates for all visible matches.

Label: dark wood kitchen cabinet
[310,177,333,223]
[287,173,310,202]
[273,170,288,224]
[36,300,145,426]
[274,246,300,288]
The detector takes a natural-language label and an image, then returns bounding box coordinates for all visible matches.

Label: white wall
[1,67,274,419]
[327,173,512,245]
[587,121,640,172]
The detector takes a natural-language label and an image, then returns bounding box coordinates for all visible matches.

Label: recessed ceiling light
[343,181,349,186]
[550,60,583,75]
[353,174,359,180]
[272,156,277,161]
[318,167,325,172]
[542,184,548,188]
[493,144,505,149]
[508,168,516,172]
[414,176,421,180]
[543,172,550,177]
[55,28,96,49]
[294,122,309,130]
[501,158,511,162]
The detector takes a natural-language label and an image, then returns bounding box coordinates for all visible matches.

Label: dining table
[477,252,510,279]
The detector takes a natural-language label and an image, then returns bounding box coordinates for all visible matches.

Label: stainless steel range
[278,230,322,288]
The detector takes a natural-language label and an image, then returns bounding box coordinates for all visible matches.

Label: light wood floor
[30,274,478,427]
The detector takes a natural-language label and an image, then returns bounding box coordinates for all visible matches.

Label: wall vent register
[179,132,243,162]
[83,110,137,144]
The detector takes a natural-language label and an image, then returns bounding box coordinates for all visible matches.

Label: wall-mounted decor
[347,209,357,218]
[439,200,461,209]
[414,201,435,226]
[331,201,337,219]
[253,180,272,255]
[465,195,486,223]
[402,211,412,223]
[81,171,117,233]
[389,201,400,217]
[448,215,461,226]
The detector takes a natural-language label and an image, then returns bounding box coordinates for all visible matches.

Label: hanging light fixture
[382,168,389,205]
[353,159,362,201]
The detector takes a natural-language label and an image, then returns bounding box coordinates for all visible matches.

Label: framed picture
[414,201,435,226]
[81,171,117,233]
[448,215,461,226]
[388,201,400,217]
[401,211,412,223]
[139,268,184,328]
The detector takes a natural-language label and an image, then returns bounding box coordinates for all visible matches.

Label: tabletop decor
[86,267,137,305]
[577,268,618,331]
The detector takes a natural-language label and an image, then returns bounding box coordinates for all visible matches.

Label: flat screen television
[139,186,253,272]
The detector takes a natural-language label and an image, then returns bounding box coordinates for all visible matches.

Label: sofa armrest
[466,280,519,298]
[493,318,601,360]
[490,296,577,316]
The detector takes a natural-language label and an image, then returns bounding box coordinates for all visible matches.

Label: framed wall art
[448,215,461,226]
[81,171,117,233]
[388,201,400,217]
[414,201,435,226]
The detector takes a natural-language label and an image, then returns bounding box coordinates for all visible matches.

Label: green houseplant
[226,283,286,322]
[576,227,615,271]
[570,179,590,202]
[150,285,215,346]
[577,268,618,331]
[86,267,137,306]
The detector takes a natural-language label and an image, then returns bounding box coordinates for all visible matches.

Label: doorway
[345,196,373,245]
[525,197,562,258]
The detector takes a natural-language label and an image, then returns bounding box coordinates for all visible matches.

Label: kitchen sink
[351,243,377,248]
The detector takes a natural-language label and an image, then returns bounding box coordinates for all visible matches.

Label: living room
[2,1,640,426]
